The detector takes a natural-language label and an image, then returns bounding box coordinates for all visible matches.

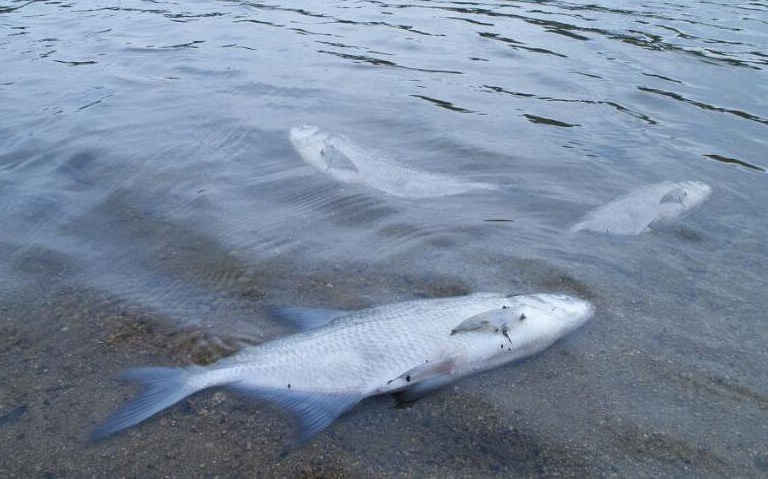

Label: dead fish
[570,180,712,235]
[91,292,593,443]
[288,124,498,199]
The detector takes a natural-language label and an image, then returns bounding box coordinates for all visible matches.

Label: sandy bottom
[1,270,765,478]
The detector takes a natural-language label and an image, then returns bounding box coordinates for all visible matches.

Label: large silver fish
[92,292,593,442]
[288,124,499,199]
[570,180,712,235]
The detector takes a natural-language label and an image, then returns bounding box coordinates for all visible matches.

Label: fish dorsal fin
[660,187,687,205]
[228,383,363,444]
[450,306,525,341]
[267,307,350,331]
[320,143,359,174]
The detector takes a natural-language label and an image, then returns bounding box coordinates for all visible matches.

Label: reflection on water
[1,0,767,476]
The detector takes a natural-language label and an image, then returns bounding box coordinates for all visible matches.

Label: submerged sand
[1,260,765,478]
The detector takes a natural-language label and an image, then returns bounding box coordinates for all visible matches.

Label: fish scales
[92,292,593,443]
[215,293,513,392]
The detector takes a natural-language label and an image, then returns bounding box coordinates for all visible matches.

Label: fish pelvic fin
[393,370,460,407]
[228,383,363,444]
[386,356,458,391]
[90,367,205,441]
[386,357,461,407]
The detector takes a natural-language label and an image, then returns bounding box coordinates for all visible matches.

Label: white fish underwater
[570,180,712,235]
[288,124,498,199]
[92,292,593,443]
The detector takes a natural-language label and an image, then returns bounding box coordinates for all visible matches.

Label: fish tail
[90,366,208,441]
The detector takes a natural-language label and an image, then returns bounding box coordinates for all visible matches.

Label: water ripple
[2,2,768,475]
[481,85,658,125]
[478,31,568,58]
[318,49,463,74]
[637,86,768,127]
[703,154,766,172]
[410,94,477,114]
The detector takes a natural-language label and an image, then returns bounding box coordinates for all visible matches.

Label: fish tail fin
[90,366,207,441]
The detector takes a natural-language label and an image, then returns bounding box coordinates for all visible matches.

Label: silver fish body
[92,292,593,442]
[288,124,498,199]
[571,180,712,235]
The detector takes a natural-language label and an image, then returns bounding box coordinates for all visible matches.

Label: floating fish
[288,124,498,199]
[570,181,712,235]
[92,292,593,443]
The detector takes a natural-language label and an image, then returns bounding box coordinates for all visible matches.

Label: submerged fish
[288,124,498,199]
[92,292,593,443]
[570,180,712,235]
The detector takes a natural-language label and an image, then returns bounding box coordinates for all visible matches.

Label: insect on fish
[91,292,594,443]
[288,124,498,199]
[570,180,712,235]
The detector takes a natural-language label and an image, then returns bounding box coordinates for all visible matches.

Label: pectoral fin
[450,306,524,343]
[321,143,359,174]
[660,187,687,205]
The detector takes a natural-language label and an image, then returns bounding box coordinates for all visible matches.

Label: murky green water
[1,0,767,476]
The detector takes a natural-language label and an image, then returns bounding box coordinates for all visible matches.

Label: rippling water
[2,0,767,476]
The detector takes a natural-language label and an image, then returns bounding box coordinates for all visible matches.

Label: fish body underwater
[288,124,498,199]
[570,180,712,235]
[92,292,594,443]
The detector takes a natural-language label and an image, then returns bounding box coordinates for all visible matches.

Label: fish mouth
[693,182,712,200]
[531,293,594,329]
[583,302,596,320]
[678,181,712,205]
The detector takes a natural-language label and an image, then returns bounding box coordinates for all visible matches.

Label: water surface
[1,0,767,476]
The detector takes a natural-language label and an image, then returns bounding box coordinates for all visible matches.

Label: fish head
[532,293,594,332]
[289,124,332,171]
[677,181,712,210]
[661,181,712,209]
[451,294,593,363]
[289,124,361,183]
[510,293,594,341]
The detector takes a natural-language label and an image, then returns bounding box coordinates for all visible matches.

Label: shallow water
[1,0,767,476]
